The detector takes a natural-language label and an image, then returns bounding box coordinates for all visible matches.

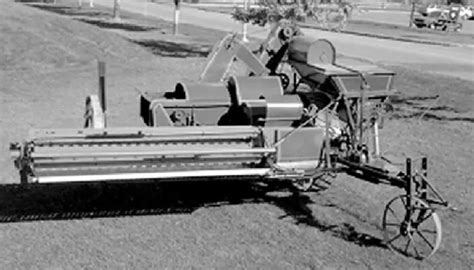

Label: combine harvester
[10,22,448,260]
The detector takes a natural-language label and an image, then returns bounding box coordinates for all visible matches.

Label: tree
[231,1,352,32]
[113,0,121,20]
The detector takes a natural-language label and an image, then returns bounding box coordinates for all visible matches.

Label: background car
[460,5,473,20]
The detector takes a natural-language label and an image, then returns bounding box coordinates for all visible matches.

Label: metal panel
[150,103,173,127]
[174,82,229,101]
[288,37,336,65]
[199,34,236,83]
[84,95,105,129]
[228,76,284,105]
[241,95,303,127]
[264,127,325,163]
[28,126,263,140]
[277,128,325,162]
[34,168,271,183]
[338,74,393,94]
[158,100,229,126]
[32,148,275,159]
[200,34,268,83]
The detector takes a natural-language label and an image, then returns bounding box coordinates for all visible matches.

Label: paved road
[96,0,474,81]
[352,9,474,34]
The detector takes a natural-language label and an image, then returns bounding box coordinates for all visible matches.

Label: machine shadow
[0,181,386,249]
[392,112,474,123]
[263,192,387,249]
[0,181,267,223]
[390,94,474,123]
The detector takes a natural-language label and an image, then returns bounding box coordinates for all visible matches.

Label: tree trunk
[174,0,181,35]
[242,0,249,42]
[409,2,415,27]
[296,0,302,9]
[113,0,121,20]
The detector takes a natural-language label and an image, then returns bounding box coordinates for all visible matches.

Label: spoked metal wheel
[292,177,315,192]
[382,195,442,260]
[292,174,335,192]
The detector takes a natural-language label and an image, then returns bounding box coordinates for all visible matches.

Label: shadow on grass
[390,94,474,123]
[30,4,110,18]
[131,39,211,58]
[30,4,156,32]
[0,180,385,249]
[392,112,474,123]
[264,192,387,249]
[0,181,266,222]
[77,18,156,32]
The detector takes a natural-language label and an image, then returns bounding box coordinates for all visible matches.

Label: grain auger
[10,21,448,259]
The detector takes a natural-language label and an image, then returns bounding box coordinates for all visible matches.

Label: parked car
[426,4,444,14]
[413,6,462,31]
[418,4,445,16]
[460,5,473,20]
[413,10,445,29]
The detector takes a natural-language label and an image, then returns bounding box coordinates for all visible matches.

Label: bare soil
[0,2,473,269]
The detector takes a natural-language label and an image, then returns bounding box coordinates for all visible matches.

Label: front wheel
[382,195,442,260]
